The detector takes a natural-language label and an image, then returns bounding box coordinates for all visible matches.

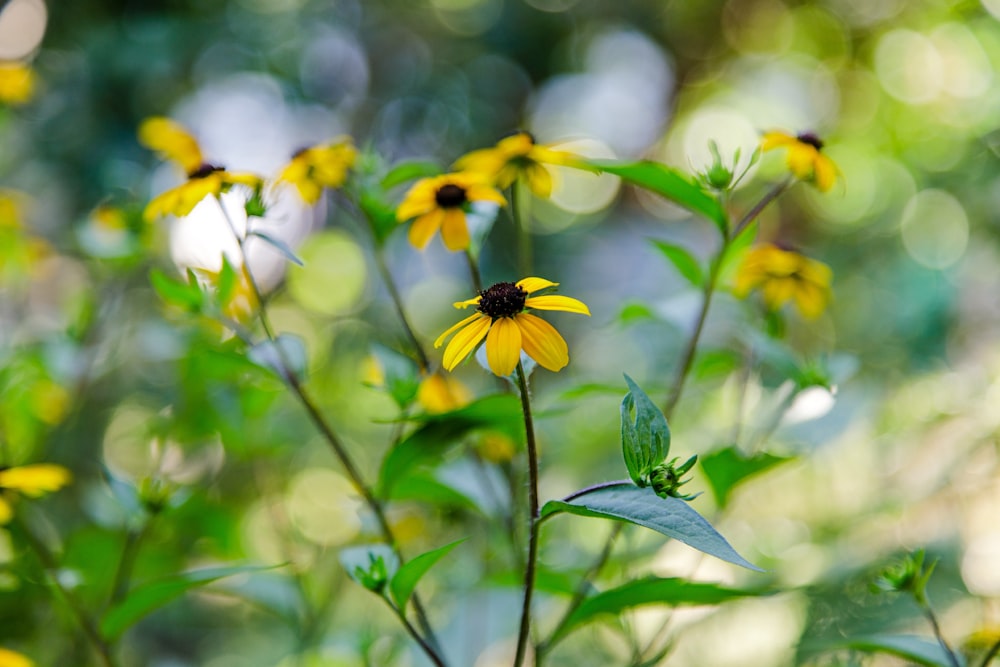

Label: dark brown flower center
[435,183,468,208]
[796,133,824,150]
[188,163,225,179]
[478,282,527,319]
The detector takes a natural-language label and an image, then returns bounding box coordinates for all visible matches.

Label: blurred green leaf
[804,635,964,667]
[621,375,670,487]
[359,189,399,245]
[249,231,304,266]
[585,159,727,235]
[215,255,239,306]
[700,446,793,508]
[389,538,465,611]
[540,483,761,571]
[550,577,767,645]
[378,395,522,496]
[381,160,442,190]
[149,268,203,312]
[390,474,480,512]
[649,240,704,287]
[617,302,656,324]
[100,565,276,640]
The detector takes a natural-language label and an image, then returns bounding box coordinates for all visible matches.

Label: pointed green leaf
[389,539,465,611]
[650,240,704,287]
[585,159,728,235]
[621,375,670,486]
[550,577,767,645]
[101,565,276,640]
[805,635,964,667]
[150,268,204,311]
[381,161,442,190]
[249,231,304,266]
[700,446,793,508]
[541,483,761,571]
[358,189,399,245]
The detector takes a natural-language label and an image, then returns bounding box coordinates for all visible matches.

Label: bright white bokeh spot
[930,23,992,99]
[677,107,760,188]
[962,534,1000,595]
[784,386,837,424]
[900,189,968,270]
[0,0,47,60]
[547,138,620,215]
[875,29,943,104]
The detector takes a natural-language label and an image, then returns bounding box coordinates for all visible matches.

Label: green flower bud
[649,454,699,501]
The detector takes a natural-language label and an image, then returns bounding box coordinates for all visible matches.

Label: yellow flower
[435,277,590,376]
[477,432,516,463]
[138,117,262,221]
[0,63,35,106]
[417,372,472,413]
[761,130,838,192]
[278,140,357,204]
[0,463,72,524]
[0,648,34,667]
[454,132,576,198]
[733,244,832,319]
[194,262,259,322]
[396,173,506,251]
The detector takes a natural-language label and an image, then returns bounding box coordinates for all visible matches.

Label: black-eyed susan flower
[396,173,506,251]
[0,62,35,106]
[454,132,576,198]
[277,139,357,204]
[0,647,34,667]
[435,277,590,376]
[761,130,837,193]
[0,463,72,524]
[733,244,832,319]
[138,117,262,222]
[417,371,472,413]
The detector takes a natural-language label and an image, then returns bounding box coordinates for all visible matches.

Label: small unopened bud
[354,553,390,594]
[650,454,699,501]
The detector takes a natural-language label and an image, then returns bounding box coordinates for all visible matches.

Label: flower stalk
[513,361,540,667]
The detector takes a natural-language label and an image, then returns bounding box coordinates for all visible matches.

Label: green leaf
[550,577,767,645]
[101,565,275,640]
[617,301,656,324]
[585,159,728,235]
[215,255,239,306]
[378,395,522,496]
[649,240,704,287]
[805,635,964,667]
[249,231,304,266]
[389,538,465,611]
[381,160,442,190]
[700,446,793,508]
[358,189,400,245]
[150,268,204,312]
[541,483,761,571]
[620,375,670,487]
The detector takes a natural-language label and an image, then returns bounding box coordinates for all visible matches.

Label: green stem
[979,636,1000,667]
[109,513,158,605]
[465,249,483,293]
[731,179,790,238]
[921,603,961,667]
[12,515,118,667]
[513,362,540,667]
[216,198,447,665]
[510,184,532,278]
[373,246,430,371]
[387,600,448,667]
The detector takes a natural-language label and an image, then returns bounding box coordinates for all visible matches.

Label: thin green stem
[731,179,790,238]
[387,600,447,667]
[109,513,158,605]
[510,184,532,278]
[513,362,540,667]
[465,249,483,293]
[12,515,118,667]
[979,636,1000,667]
[921,603,961,667]
[373,246,430,371]
[216,197,447,665]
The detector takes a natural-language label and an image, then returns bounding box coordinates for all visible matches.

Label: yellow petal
[417,373,472,413]
[761,278,796,311]
[408,208,444,250]
[138,117,203,174]
[812,154,838,192]
[0,464,72,497]
[439,207,471,251]
[785,144,818,181]
[0,497,11,525]
[516,277,558,294]
[396,180,438,221]
[485,316,522,376]
[760,131,797,152]
[464,183,508,207]
[793,282,829,319]
[434,312,483,348]
[523,162,553,198]
[453,296,482,309]
[524,294,590,316]
[442,315,492,370]
[0,647,35,667]
[515,312,569,372]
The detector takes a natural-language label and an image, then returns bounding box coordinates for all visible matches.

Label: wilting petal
[434,312,483,348]
[0,464,72,497]
[516,277,558,294]
[442,315,492,370]
[408,209,444,249]
[453,296,482,309]
[524,294,590,315]
[516,313,569,372]
[439,208,471,251]
[485,317,522,376]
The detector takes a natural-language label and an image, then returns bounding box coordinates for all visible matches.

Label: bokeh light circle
[286,230,367,315]
[899,189,968,269]
[0,0,47,60]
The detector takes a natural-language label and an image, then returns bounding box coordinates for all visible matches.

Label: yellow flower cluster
[0,463,72,524]
[734,244,832,319]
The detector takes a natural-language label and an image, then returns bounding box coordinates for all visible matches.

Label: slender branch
[510,184,532,278]
[12,515,118,667]
[513,362,540,667]
[921,604,961,667]
[387,600,447,667]
[109,514,158,605]
[979,635,1000,667]
[465,250,483,293]
[372,246,430,371]
[731,179,790,238]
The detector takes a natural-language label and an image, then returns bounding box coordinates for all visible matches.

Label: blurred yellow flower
[435,277,590,376]
[761,131,837,193]
[454,132,575,198]
[417,372,472,413]
[734,244,832,319]
[138,117,262,221]
[396,173,506,251]
[0,463,72,524]
[0,63,35,106]
[278,140,357,204]
[194,262,259,322]
[477,432,517,463]
[0,647,34,667]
